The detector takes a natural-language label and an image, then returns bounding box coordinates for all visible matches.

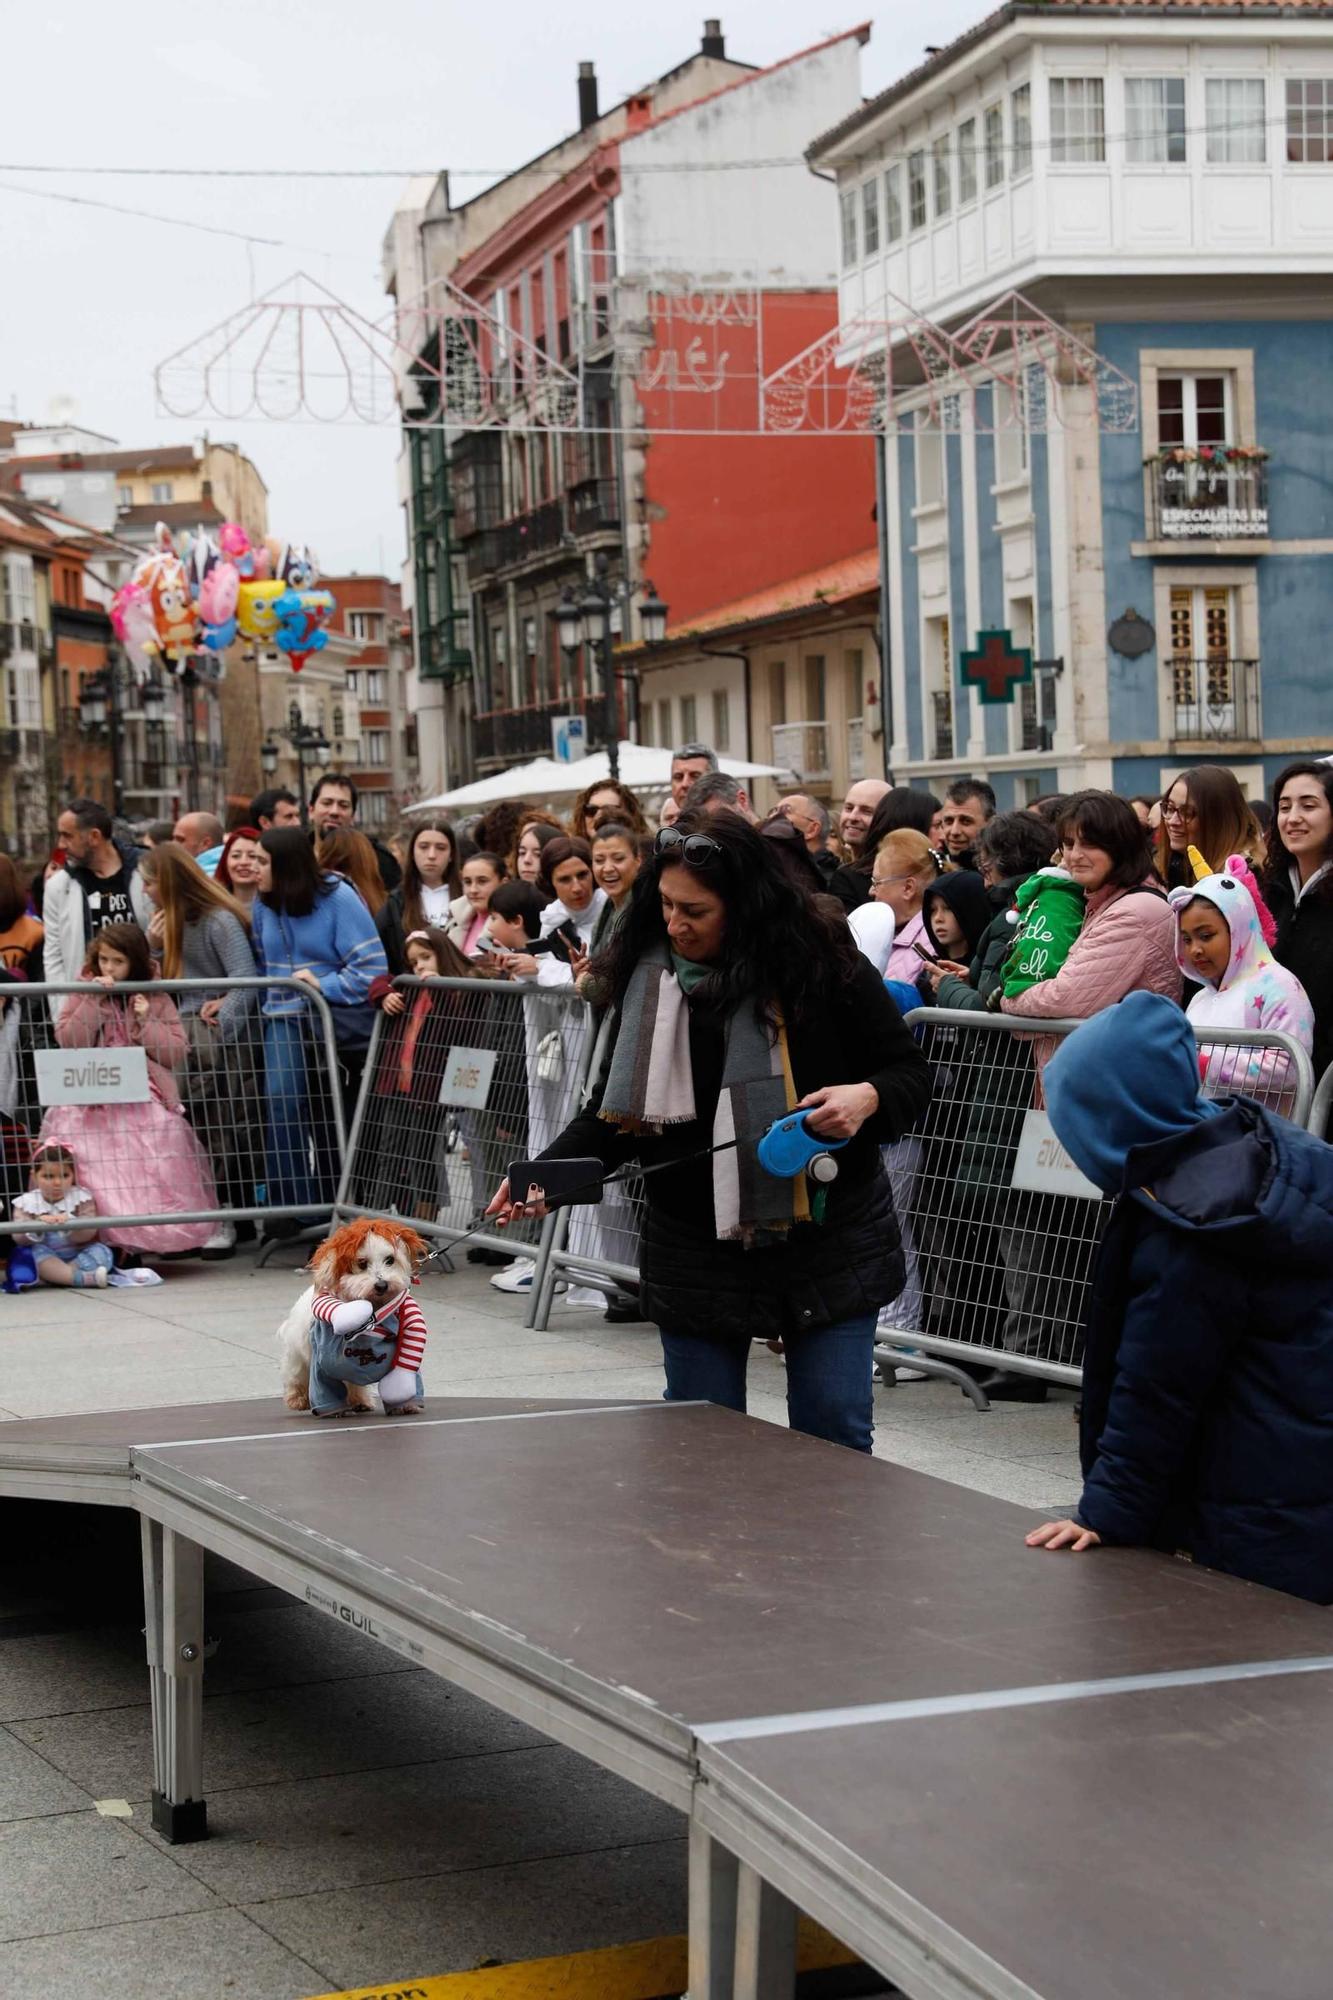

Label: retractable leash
[414,1111,849,1276]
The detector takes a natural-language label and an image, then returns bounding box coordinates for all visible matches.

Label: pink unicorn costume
[40,982,217,1252]
[1169,854,1315,1119]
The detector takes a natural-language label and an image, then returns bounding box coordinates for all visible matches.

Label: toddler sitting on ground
[12,1142,114,1288]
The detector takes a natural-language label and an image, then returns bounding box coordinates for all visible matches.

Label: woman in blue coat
[1027,990,1333,1605]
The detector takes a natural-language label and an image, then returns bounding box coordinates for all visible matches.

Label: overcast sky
[2,0,983,575]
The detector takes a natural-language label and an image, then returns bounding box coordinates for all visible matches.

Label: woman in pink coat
[983,792,1180,1401]
[41,922,218,1254]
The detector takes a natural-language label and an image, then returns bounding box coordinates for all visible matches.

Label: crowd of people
[2,746,1332,1599]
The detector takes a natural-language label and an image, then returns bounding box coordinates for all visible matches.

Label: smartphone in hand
[911,939,939,963]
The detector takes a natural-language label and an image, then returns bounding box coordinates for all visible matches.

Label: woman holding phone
[487,814,932,1450]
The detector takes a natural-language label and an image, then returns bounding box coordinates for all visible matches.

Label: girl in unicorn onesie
[1169,848,1314,1119]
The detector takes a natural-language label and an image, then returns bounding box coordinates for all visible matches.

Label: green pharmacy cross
[960,629,1034,704]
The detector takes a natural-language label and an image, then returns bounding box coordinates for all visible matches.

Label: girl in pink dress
[41,923,217,1254]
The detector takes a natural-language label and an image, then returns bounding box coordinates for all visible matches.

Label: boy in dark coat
[1027,990,1333,1604]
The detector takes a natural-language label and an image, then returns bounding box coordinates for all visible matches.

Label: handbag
[535,1027,565,1086]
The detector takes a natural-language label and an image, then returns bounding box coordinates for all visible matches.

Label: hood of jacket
[66,836,141,892]
[1169,859,1272,993]
[922,869,992,961]
[1044,990,1221,1195]
[848,901,896,975]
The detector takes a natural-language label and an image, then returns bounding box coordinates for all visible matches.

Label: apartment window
[957,118,978,204]
[1206,78,1266,163]
[680,695,697,742]
[1050,78,1106,163]
[769,660,787,726]
[1158,372,1232,448]
[1,551,35,625]
[150,481,173,504]
[840,189,858,267]
[363,668,387,703]
[346,670,359,695]
[994,376,1030,481]
[932,134,952,216]
[984,103,1006,187]
[803,655,827,720]
[363,730,390,768]
[844,648,864,721]
[1011,85,1032,176]
[1126,77,1187,163]
[927,616,953,760]
[1169,585,1238,731]
[360,791,388,828]
[915,415,944,508]
[7,663,40,731]
[655,698,672,746]
[884,163,904,242]
[861,177,880,255]
[711,689,730,752]
[907,150,927,229]
[347,610,385,642]
[1286,78,1333,162]
[117,484,133,507]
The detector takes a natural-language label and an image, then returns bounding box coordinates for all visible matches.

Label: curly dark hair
[590,811,860,1027]
[976,811,1060,882]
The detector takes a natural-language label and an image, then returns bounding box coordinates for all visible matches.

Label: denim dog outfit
[307,1289,427,1415]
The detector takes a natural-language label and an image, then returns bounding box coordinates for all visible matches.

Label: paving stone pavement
[0,1244,1082,1997]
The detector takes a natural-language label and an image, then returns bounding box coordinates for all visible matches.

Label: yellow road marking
[303,1920,857,2000]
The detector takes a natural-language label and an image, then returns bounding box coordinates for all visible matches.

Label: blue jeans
[41,1242,114,1279]
[660,1313,877,1453]
[264,1014,341,1213]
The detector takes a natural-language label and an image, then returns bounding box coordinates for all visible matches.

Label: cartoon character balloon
[110,582,158,678]
[236,578,287,644]
[272,588,333,672]
[198,560,239,652]
[145,556,200,664]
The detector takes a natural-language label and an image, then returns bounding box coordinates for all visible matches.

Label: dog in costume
[277,1218,429,1417]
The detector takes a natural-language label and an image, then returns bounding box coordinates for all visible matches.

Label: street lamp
[556,557,669,781]
[262,702,331,824]
[79,651,170,817]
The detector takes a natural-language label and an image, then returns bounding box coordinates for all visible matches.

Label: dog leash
[415,1139,744,1275]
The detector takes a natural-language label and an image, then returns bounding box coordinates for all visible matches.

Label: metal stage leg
[688,1821,740,2000]
[733,1862,797,2000]
[141,1517,208,1843]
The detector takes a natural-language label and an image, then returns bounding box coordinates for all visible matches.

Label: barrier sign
[1010,1108,1102,1202]
[34,1046,151,1106]
[438,1046,496,1109]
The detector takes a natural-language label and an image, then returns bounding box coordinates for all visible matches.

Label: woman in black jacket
[1263,760,1333,1081]
[489,813,933,1451]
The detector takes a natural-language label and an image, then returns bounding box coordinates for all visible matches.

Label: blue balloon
[201,617,237,652]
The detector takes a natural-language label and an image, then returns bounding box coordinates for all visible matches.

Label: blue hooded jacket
[1044,991,1333,1604]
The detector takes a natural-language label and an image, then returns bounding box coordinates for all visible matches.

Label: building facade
[384,20,880,788]
[323,575,418,828]
[810,0,1333,805]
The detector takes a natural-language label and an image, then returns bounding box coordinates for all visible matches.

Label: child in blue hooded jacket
[1027,990,1333,1604]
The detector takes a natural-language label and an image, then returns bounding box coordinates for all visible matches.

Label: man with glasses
[768,793,837,882]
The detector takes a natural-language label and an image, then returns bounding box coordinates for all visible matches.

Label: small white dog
[277,1218,428,1416]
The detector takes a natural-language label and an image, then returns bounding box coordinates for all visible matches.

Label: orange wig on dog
[308,1217,428,1293]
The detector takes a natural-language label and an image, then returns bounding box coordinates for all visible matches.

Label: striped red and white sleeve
[310,1294,343,1325]
[390,1296,428,1373]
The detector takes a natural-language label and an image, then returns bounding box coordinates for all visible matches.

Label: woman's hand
[1025,1519,1102,1554]
[381,990,407,1016]
[485,1176,549,1226]
[131,993,151,1020]
[566,942,589,981]
[146,908,166,947]
[291,967,322,991]
[925,959,970,990]
[198,997,224,1026]
[797,1082,879,1140]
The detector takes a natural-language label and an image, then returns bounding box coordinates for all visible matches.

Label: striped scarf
[599,940,808,1241]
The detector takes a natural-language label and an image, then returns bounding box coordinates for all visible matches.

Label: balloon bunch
[109,520,334,675]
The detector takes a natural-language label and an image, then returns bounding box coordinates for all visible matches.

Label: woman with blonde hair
[1156,766,1265,892]
[138,841,260,1252]
[316,829,388,918]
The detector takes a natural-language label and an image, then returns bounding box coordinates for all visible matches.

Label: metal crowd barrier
[1305,1061,1333,1140]
[874,1007,1315,1398]
[0,977,347,1251]
[334,975,596,1289]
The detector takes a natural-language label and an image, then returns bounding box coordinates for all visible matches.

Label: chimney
[578,61,599,130]
[701,18,725,58]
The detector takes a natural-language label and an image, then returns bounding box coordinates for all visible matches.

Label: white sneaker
[490,1257,535,1293]
[201,1222,237,1256]
[558,1283,607,1310]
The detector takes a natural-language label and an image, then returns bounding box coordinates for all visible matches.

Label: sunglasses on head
[654,826,722,867]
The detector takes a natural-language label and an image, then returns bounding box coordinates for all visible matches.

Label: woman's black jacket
[537,955,932,1341]
[1266,868,1333,1080]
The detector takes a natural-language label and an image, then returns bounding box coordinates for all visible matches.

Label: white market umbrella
[407,742,792,814]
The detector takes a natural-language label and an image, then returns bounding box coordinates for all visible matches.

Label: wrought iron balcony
[473,690,605,768]
[930,690,954,762]
[1147,452,1269,541]
[771,721,830,784]
[1170,657,1261,743]
[465,498,568,580]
